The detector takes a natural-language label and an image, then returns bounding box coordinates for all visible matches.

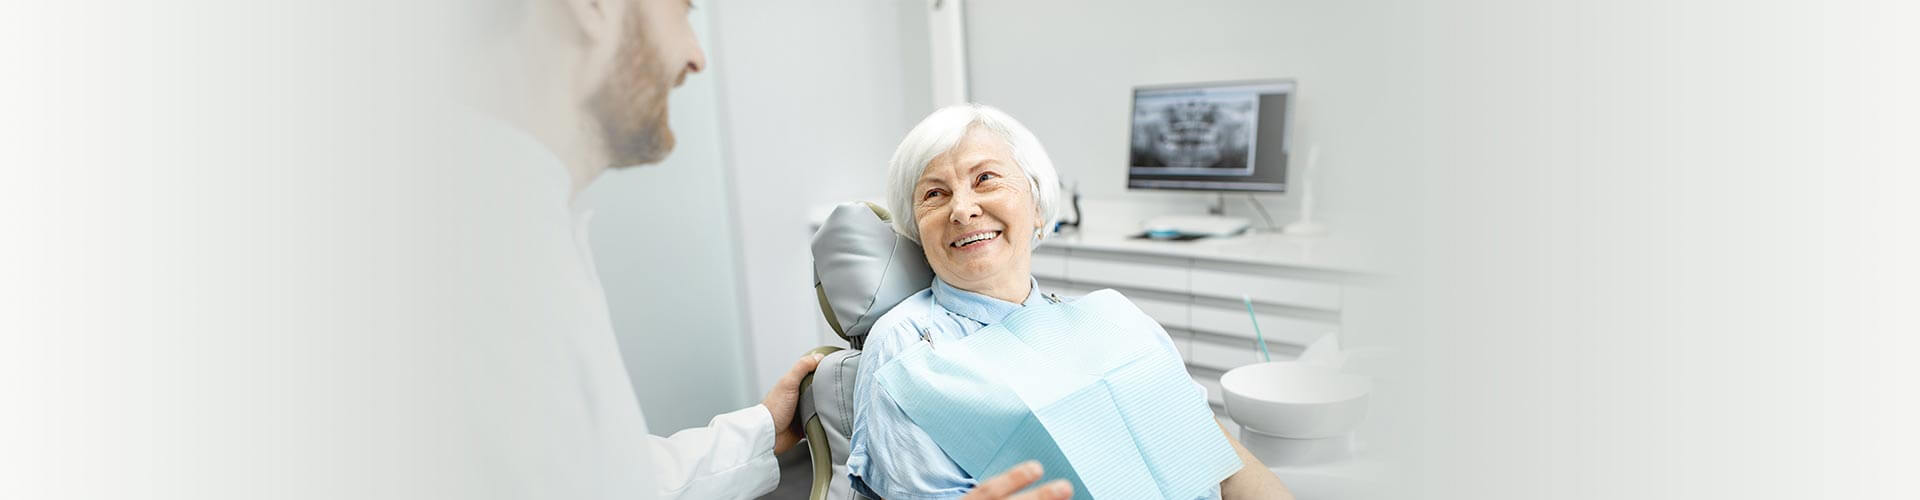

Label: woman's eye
[923,189,943,200]
[976,172,998,184]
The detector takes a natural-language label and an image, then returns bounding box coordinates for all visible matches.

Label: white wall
[576,7,752,433]
[707,0,931,397]
[964,0,1415,240]
[969,1,1914,498]
[1382,2,1837,497]
[964,3,1898,498]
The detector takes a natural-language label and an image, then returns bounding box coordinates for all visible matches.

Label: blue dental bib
[871,290,1241,499]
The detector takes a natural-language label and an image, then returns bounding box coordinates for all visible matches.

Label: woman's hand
[961,461,1073,500]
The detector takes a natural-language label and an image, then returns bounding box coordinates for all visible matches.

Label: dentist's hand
[962,461,1073,500]
[763,352,825,455]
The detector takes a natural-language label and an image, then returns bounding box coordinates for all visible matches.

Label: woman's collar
[931,276,1049,325]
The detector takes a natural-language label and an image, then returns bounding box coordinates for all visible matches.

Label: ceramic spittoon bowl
[1220,361,1372,465]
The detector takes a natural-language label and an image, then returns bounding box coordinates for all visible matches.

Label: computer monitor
[1127,80,1293,193]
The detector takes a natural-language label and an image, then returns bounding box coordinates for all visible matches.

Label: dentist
[456,0,1070,498]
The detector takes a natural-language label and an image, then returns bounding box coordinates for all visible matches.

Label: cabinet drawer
[1189,303,1336,347]
[1037,281,1188,330]
[1036,278,1074,296]
[1064,254,1189,295]
[1190,268,1342,311]
[1031,251,1068,280]
[1131,295,1191,330]
[1188,335,1264,372]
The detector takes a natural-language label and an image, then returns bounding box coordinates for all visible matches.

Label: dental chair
[798,201,934,500]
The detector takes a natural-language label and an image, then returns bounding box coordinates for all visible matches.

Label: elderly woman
[846,104,1291,500]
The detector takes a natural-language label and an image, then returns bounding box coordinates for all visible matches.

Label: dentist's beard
[587,10,675,169]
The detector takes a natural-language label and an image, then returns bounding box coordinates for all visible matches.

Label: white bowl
[1239,432,1352,467]
[1221,361,1371,439]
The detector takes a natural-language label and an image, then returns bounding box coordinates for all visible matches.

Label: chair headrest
[811,202,933,349]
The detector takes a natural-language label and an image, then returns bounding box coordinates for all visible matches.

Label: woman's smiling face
[912,127,1041,299]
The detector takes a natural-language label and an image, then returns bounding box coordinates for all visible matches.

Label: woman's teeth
[951,231,1001,248]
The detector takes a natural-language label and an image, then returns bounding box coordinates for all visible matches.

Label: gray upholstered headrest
[812,202,933,349]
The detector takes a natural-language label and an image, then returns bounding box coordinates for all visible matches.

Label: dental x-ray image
[1130,91,1259,174]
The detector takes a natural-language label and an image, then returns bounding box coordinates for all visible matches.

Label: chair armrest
[799,346,845,500]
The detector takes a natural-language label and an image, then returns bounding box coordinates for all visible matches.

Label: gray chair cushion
[809,349,866,500]
[811,202,933,349]
[805,201,928,499]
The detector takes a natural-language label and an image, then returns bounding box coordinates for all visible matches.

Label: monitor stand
[1141,194,1251,239]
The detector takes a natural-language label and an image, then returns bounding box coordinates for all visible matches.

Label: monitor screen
[1127,80,1293,192]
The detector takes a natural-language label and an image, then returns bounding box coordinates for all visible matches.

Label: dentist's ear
[558,0,622,96]
[559,0,617,43]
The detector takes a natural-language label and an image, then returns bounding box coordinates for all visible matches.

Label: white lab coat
[115,108,779,499]
[392,116,781,499]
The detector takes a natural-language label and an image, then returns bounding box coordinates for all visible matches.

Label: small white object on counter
[1283,146,1329,236]
[1141,214,1253,238]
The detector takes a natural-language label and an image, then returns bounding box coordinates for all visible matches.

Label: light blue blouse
[846,277,1054,499]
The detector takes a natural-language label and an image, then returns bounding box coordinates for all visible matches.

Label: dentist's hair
[885,103,1061,248]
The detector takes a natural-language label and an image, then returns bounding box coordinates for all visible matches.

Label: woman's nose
[948,193,982,223]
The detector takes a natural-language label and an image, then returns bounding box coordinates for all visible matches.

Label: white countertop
[806,200,1380,274]
[1039,228,1376,275]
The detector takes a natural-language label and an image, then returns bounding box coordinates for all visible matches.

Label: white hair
[885,103,1061,248]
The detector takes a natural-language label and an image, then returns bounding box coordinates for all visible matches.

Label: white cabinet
[1188,335,1262,372]
[1188,302,1336,348]
[1031,251,1068,281]
[1062,252,1189,295]
[1131,295,1192,330]
[1032,230,1363,409]
[1190,266,1342,311]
